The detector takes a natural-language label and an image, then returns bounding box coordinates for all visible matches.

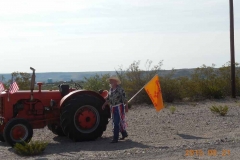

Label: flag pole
[128,74,158,103]
[128,86,145,103]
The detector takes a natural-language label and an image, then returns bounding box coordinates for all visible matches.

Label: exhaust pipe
[30,67,36,101]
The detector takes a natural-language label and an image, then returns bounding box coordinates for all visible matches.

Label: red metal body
[0,85,104,135]
[0,68,110,146]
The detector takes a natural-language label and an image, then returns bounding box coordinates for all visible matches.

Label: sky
[0,0,239,73]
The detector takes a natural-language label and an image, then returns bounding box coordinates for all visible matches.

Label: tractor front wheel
[3,118,33,146]
[60,94,109,141]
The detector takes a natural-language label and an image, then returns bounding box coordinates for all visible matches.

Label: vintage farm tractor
[0,67,110,146]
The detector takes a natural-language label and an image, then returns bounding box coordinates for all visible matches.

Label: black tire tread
[3,118,33,146]
[60,94,109,141]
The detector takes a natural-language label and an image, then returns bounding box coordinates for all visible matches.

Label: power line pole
[229,0,236,98]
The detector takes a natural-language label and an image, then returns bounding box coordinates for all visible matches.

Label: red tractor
[0,67,110,146]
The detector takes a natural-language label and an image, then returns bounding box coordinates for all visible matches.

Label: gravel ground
[1,98,240,160]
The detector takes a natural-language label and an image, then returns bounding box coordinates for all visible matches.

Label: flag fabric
[9,81,19,94]
[0,82,5,92]
[144,75,164,112]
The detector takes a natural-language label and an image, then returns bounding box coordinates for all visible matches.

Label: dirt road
[1,98,240,160]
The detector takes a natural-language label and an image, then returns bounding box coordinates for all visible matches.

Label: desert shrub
[191,64,225,99]
[83,74,110,92]
[177,76,192,98]
[218,62,240,96]
[169,106,176,114]
[161,70,182,102]
[206,85,224,99]
[83,60,240,104]
[5,72,31,90]
[14,140,48,156]
[116,60,163,104]
[210,105,229,116]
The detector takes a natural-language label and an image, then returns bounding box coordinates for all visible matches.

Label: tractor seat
[59,84,70,96]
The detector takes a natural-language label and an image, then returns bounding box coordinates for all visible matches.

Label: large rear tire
[3,118,33,146]
[60,94,109,141]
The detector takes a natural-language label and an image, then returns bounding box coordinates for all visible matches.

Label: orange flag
[144,75,164,111]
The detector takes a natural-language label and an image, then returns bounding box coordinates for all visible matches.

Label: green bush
[218,62,240,96]
[83,74,110,92]
[161,70,182,102]
[210,105,229,116]
[82,60,240,103]
[116,60,163,104]
[169,106,176,114]
[190,64,224,99]
[14,140,48,156]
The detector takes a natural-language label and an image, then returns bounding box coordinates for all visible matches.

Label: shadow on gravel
[32,136,153,156]
[0,142,9,147]
[177,133,208,140]
[4,136,152,157]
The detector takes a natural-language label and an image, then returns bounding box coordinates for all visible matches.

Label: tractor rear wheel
[47,124,65,136]
[60,94,109,141]
[0,134,5,142]
[3,118,33,146]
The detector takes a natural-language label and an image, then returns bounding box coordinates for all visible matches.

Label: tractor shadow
[4,136,153,157]
[0,142,9,147]
[49,136,151,152]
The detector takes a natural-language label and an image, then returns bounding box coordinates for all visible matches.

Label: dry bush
[14,140,48,156]
[169,106,176,114]
[210,105,229,116]
[82,60,240,103]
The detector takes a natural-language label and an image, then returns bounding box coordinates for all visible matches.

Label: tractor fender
[60,90,106,108]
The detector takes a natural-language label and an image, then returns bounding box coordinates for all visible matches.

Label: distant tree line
[1,60,239,103]
[83,60,240,103]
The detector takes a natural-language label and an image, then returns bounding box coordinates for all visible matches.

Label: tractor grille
[0,97,2,116]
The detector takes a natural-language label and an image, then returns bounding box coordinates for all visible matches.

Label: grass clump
[14,140,48,156]
[210,105,229,116]
[169,106,176,114]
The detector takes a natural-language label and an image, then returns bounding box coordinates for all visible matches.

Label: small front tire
[3,118,33,146]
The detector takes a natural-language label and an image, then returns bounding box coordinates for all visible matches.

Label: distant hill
[0,69,195,83]
[0,71,116,82]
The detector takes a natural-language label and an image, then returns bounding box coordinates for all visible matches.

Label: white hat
[107,75,121,85]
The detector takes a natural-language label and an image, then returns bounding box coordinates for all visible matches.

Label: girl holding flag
[102,75,128,143]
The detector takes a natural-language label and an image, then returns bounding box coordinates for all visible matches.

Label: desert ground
[1,98,240,160]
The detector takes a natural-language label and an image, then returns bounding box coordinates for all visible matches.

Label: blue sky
[0,0,239,73]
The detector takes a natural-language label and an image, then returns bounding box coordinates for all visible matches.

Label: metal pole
[229,0,236,98]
